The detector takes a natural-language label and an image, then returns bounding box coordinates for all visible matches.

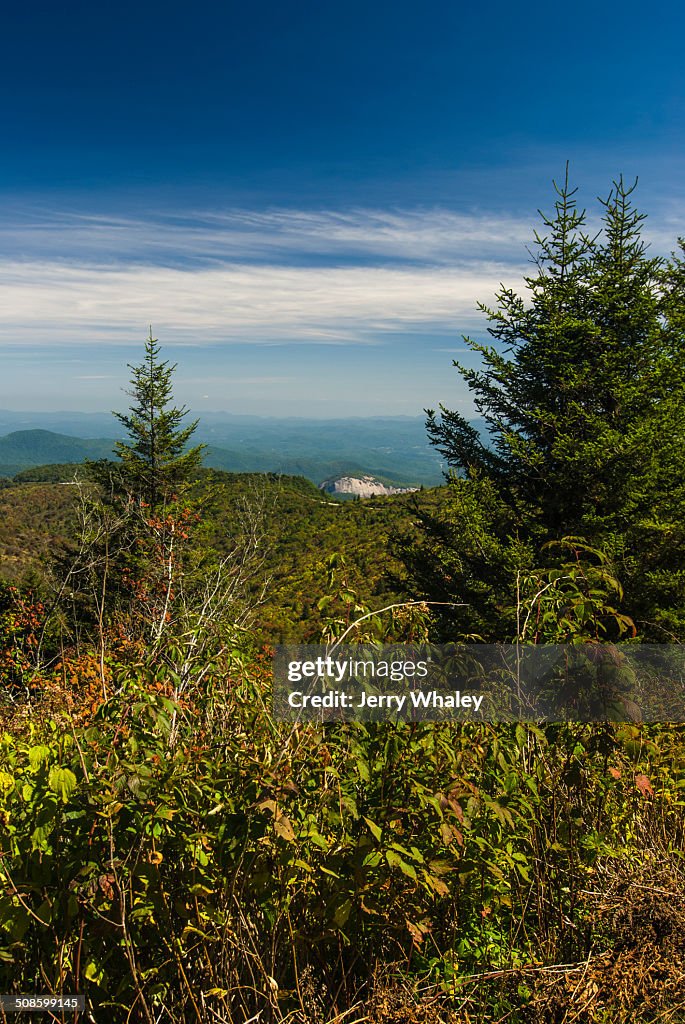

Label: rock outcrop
[319,474,418,498]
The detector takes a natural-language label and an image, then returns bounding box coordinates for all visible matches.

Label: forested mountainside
[0,469,433,643]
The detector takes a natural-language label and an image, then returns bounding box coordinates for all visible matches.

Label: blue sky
[1,0,684,417]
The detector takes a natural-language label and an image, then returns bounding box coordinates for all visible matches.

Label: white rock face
[319,474,419,498]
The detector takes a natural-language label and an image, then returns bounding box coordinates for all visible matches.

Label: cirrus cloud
[0,258,526,346]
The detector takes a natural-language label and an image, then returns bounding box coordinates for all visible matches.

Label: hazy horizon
[0,408,438,427]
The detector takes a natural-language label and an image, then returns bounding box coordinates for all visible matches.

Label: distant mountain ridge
[0,412,491,485]
[0,416,453,486]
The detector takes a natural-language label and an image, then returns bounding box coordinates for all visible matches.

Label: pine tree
[410,172,685,640]
[112,330,205,508]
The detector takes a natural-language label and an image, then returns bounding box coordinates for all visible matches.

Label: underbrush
[1,648,684,1023]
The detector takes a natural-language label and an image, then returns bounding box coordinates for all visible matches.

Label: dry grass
[527,859,685,1023]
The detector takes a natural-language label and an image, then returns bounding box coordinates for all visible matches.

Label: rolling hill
[0,430,116,478]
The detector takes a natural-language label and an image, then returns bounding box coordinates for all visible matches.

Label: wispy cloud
[12,198,679,349]
[0,206,533,268]
[3,202,680,268]
[0,259,525,346]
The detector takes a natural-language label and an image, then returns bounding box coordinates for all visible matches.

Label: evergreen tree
[410,173,685,640]
[74,333,206,644]
[112,330,205,508]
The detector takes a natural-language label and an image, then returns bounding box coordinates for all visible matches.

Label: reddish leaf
[635,773,654,798]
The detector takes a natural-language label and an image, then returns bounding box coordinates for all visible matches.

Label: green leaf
[364,816,382,842]
[28,745,51,769]
[48,767,77,803]
[332,898,352,926]
[84,960,105,985]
